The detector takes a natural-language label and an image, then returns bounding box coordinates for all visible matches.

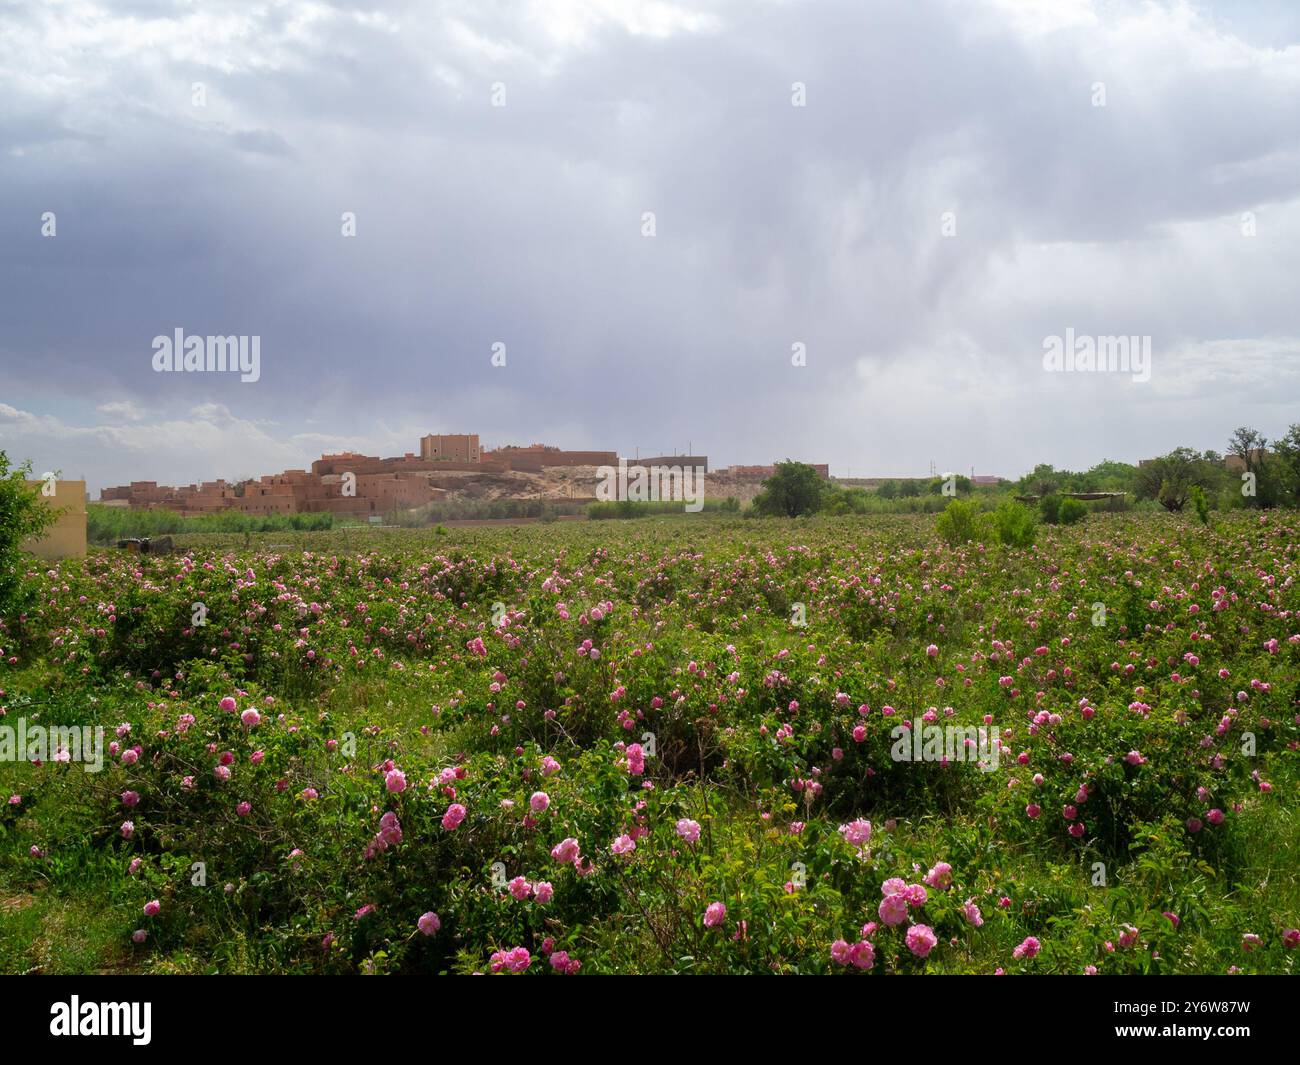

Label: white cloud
[96,400,145,421]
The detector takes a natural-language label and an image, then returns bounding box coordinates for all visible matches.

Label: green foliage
[1020,463,1061,498]
[1039,493,1062,525]
[990,501,1036,548]
[819,485,868,515]
[927,475,972,496]
[1018,460,1137,497]
[1134,448,1225,512]
[86,504,335,543]
[750,461,826,517]
[2,511,1298,975]
[1190,485,1211,525]
[935,498,985,545]
[587,499,733,520]
[821,490,950,516]
[1273,423,1300,506]
[408,497,589,524]
[1057,498,1087,525]
[0,451,59,618]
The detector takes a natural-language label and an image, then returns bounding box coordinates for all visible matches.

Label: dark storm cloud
[2,0,1300,491]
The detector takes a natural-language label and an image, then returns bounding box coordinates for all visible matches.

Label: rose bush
[0,512,1296,973]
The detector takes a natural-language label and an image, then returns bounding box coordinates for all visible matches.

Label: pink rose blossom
[923,862,953,890]
[906,924,938,958]
[1012,936,1041,960]
[849,940,875,969]
[839,818,873,847]
[879,894,910,926]
[551,837,581,865]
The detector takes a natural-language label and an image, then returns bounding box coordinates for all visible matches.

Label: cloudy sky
[3,0,1300,492]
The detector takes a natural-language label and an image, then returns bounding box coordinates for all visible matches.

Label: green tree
[1017,463,1060,498]
[928,474,972,496]
[1273,424,1300,505]
[1,451,59,619]
[1134,448,1219,512]
[751,461,826,517]
[1081,459,1137,494]
[1228,427,1267,476]
[1227,427,1274,507]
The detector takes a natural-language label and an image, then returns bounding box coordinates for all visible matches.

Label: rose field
[1,512,1297,975]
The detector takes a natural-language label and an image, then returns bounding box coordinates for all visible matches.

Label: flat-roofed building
[420,434,481,463]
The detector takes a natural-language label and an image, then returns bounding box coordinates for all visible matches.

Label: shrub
[5,513,1298,975]
[1,451,58,617]
[1190,485,1211,525]
[990,501,1036,548]
[1058,497,1088,525]
[85,504,336,544]
[1038,494,1062,525]
[935,498,984,545]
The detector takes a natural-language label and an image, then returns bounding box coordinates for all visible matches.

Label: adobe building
[100,458,448,519]
[23,480,87,560]
[1223,449,1268,474]
[487,444,619,472]
[420,434,481,463]
[96,434,703,518]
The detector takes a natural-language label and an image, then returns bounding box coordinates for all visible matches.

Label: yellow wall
[22,480,87,560]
